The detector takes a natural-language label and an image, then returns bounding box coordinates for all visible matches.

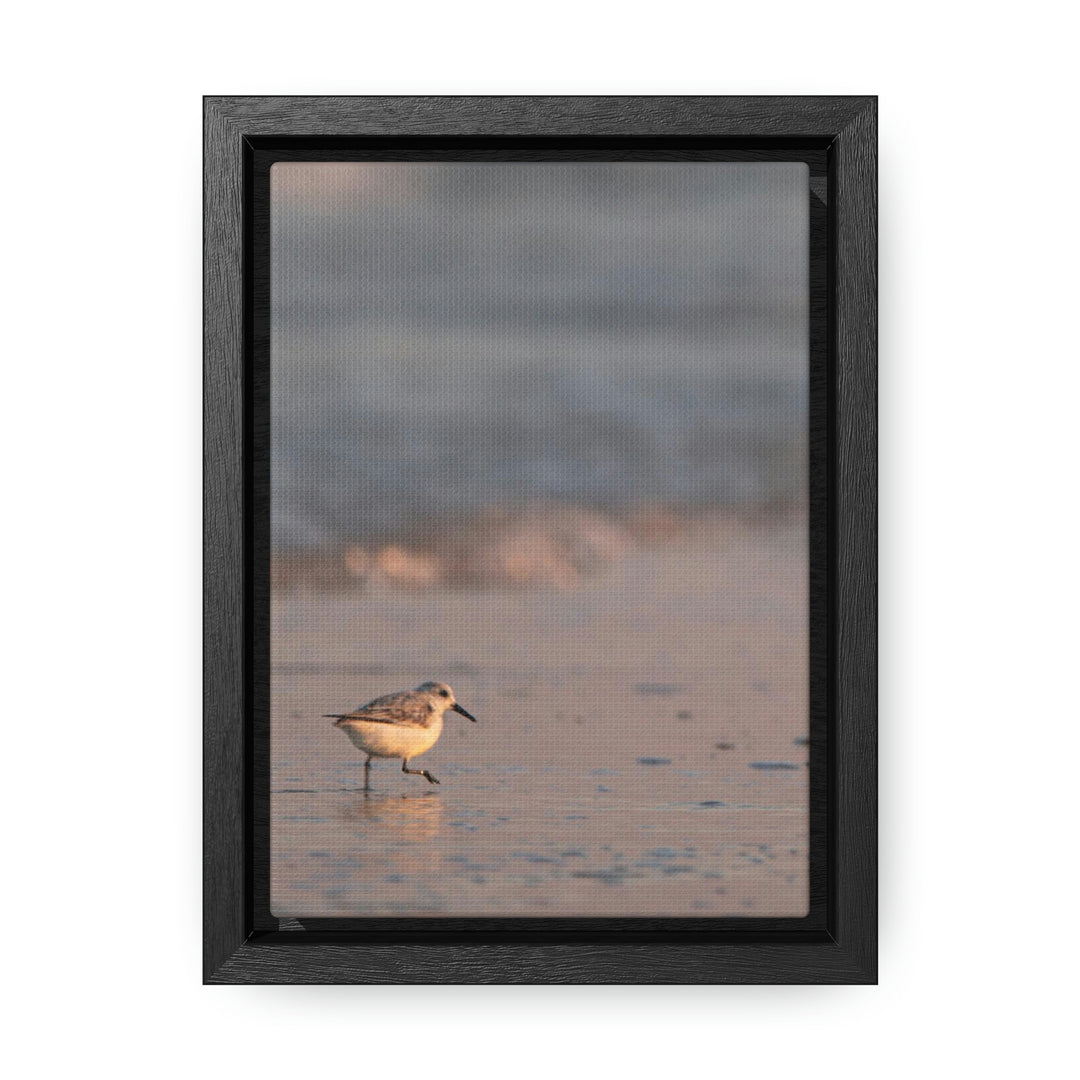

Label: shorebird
[325,681,477,789]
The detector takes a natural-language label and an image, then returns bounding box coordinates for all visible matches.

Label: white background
[3,2,1076,1076]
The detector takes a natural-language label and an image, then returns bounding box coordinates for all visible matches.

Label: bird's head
[416,681,477,721]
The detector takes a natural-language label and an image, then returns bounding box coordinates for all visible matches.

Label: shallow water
[272,760,807,917]
[271,529,808,918]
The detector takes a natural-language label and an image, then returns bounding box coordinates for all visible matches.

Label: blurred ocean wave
[271,501,805,594]
[272,363,806,550]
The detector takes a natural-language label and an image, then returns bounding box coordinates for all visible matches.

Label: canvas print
[271,162,809,917]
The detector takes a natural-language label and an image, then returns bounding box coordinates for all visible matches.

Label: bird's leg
[364,754,373,791]
[402,759,440,785]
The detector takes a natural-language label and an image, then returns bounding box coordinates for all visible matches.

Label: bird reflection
[349,789,445,843]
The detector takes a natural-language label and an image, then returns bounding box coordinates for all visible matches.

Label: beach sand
[271,513,808,918]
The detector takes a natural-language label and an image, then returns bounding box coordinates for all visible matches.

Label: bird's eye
[439,688,449,697]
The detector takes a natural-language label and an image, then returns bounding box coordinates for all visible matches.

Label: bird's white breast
[341,711,444,759]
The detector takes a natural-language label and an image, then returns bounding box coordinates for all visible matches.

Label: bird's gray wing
[360,691,415,711]
[328,691,433,728]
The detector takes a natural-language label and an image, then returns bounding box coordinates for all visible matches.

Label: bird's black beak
[452,702,477,722]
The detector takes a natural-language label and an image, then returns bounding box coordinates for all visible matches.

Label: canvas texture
[270,163,809,917]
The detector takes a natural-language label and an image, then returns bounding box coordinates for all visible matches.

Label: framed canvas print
[204,95,877,984]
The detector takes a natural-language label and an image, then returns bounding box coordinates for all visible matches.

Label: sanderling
[325,681,476,789]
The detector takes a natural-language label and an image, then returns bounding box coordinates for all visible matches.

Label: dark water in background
[271,163,808,549]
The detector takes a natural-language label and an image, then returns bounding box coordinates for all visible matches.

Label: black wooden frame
[204,96,877,984]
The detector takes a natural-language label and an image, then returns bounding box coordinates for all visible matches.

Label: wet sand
[271,517,808,917]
